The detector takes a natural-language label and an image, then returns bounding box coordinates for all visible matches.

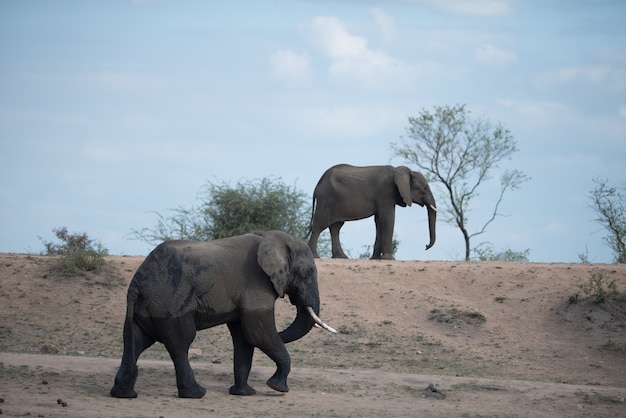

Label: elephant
[110,230,336,399]
[307,164,437,260]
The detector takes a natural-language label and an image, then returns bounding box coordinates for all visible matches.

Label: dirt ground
[0,253,625,417]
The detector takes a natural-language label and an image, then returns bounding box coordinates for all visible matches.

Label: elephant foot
[229,383,257,396]
[372,253,395,260]
[178,383,206,399]
[266,376,289,393]
[110,385,137,398]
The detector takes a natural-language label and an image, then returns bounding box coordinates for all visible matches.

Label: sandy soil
[0,253,625,417]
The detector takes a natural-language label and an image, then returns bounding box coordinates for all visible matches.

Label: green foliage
[357,236,400,259]
[473,242,530,262]
[40,227,109,273]
[391,104,529,261]
[578,272,620,304]
[589,178,626,263]
[133,177,311,244]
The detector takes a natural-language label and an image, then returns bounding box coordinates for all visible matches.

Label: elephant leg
[329,222,348,258]
[307,225,322,258]
[110,320,155,398]
[241,311,291,393]
[373,212,395,260]
[227,321,257,396]
[160,316,206,399]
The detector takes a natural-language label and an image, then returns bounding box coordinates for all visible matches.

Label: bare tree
[391,104,529,261]
[589,178,626,263]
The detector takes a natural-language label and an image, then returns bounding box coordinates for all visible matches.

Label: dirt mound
[1,254,625,417]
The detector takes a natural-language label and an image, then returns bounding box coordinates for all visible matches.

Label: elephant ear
[257,231,291,298]
[394,166,413,207]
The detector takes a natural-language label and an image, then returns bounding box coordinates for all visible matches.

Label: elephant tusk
[429,204,438,213]
[306,306,337,333]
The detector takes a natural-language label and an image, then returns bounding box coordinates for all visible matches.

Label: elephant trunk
[279,304,336,343]
[279,305,316,343]
[425,203,437,250]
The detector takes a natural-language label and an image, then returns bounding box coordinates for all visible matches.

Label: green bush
[132,177,316,245]
[473,243,530,262]
[40,227,109,274]
[579,272,619,304]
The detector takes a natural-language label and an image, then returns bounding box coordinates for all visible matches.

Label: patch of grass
[575,389,626,405]
[429,308,486,324]
[601,339,625,353]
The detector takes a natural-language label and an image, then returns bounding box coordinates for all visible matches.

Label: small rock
[211,357,222,364]
[422,383,446,399]
[188,348,202,358]
[41,343,60,354]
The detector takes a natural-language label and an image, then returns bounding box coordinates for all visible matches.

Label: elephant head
[394,166,437,251]
[257,231,335,342]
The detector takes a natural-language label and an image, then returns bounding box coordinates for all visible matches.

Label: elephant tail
[305,194,317,239]
[122,286,140,361]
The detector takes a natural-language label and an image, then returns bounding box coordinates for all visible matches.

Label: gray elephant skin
[110,230,335,399]
[307,164,437,260]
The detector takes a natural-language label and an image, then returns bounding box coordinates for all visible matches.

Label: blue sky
[1,0,625,262]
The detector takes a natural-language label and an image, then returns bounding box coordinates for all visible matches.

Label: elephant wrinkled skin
[307,164,437,260]
[110,230,335,399]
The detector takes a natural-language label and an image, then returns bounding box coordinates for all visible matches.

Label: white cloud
[496,99,571,125]
[534,65,625,89]
[546,222,564,233]
[287,104,401,140]
[303,16,415,87]
[269,49,311,82]
[369,7,396,43]
[410,0,514,17]
[474,44,517,67]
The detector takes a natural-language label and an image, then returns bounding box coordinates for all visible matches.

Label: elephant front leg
[227,322,257,395]
[373,213,396,260]
[263,347,291,393]
[241,312,291,393]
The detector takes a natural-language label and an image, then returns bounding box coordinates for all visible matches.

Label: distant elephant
[110,230,336,399]
[307,164,437,260]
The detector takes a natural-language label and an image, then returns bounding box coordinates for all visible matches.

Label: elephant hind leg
[110,322,155,398]
[329,222,348,258]
[307,224,323,258]
[160,316,206,399]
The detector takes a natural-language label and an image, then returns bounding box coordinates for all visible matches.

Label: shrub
[578,272,619,304]
[132,177,315,244]
[40,227,109,274]
[473,243,530,262]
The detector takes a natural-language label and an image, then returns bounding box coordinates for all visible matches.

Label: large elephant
[110,230,336,399]
[307,164,437,260]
